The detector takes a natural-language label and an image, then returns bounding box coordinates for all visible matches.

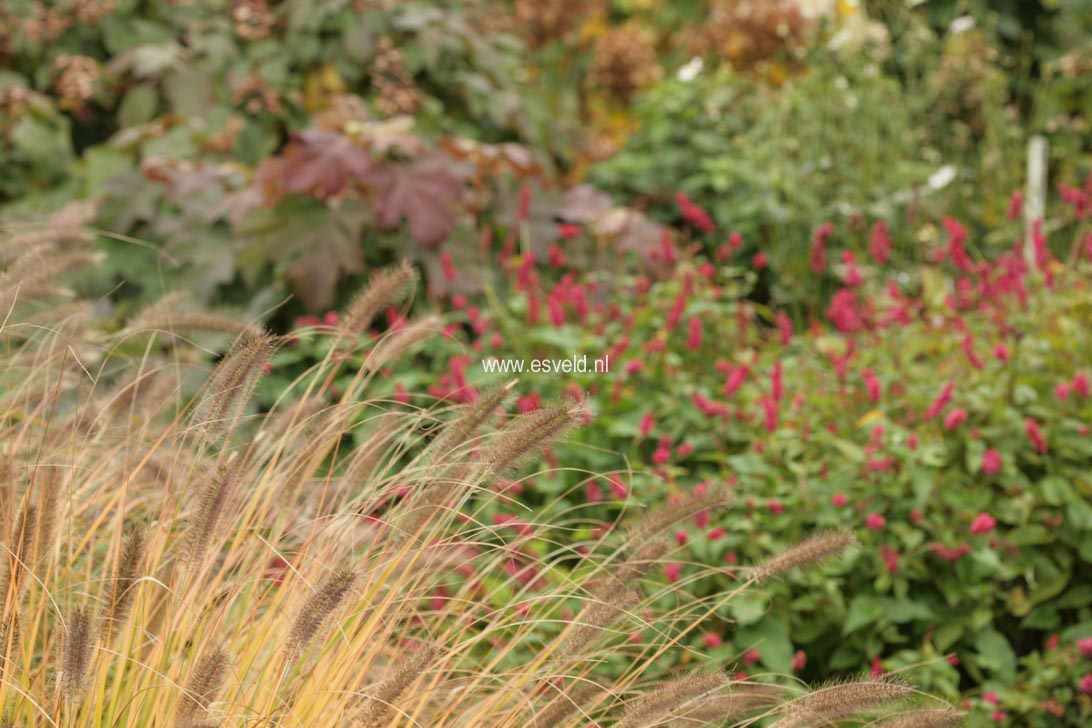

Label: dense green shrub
[586,34,1042,307]
[2,3,1092,722]
[282,181,1092,726]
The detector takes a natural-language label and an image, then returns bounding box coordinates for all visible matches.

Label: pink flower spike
[863,368,881,402]
[1007,190,1024,221]
[687,316,703,350]
[1025,418,1048,453]
[585,481,603,504]
[970,512,997,535]
[925,382,954,419]
[865,513,886,531]
[810,222,833,273]
[1076,637,1092,657]
[944,407,968,430]
[771,361,784,402]
[608,473,629,499]
[981,449,1002,474]
[869,220,891,264]
[558,223,580,239]
[1073,372,1090,398]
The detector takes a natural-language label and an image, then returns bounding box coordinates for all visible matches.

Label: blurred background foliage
[1,3,1091,723]
[1,0,1088,317]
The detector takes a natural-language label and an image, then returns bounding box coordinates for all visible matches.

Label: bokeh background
[1,1,1091,725]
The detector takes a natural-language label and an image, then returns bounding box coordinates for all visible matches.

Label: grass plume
[557,586,641,657]
[102,525,145,640]
[875,707,966,727]
[423,380,516,464]
[668,683,785,724]
[182,459,240,565]
[57,607,93,700]
[770,677,916,728]
[284,568,358,660]
[528,681,606,728]
[352,642,439,727]
[616,670,731,728]
[190,327,281,443]
[626,485,733,542]
[175,645,230,728]
[750,531,857,584]
[481,398,590,477]
[338,261,418,340]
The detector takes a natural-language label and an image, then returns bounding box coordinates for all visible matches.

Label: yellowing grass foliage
[0,224,959,727]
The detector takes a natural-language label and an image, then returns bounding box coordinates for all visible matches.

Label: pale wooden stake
[1024,135,1048,265]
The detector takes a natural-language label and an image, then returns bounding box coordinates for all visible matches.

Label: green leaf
[885,599,934,623]
[973,629,1016,679]
[118,84,159,127]
[935,622,964,651]
[736,618,794,674]
[727,591,769,626]
[1038,476,1072,506]
[11,116,72,172]
[843,595,884,635]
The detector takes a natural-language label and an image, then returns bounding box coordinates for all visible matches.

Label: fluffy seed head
[191,327,281,443]
[175,645,230,727]
[671,682,785,723]
[353,641,439,727]
[339,261,417,339]
[58,607,93,699]
[612,537,671,587]
[32,465,61,567]
[558,587,641,657]
[616,670,731,728]
[751,531,857,584]
[183,459,239,565]
[875,707,966,727]
[771,677,916,728]
[103,525,145,639]
[365,314,443,370]
[483,399,590,477]
[626,486,732,542]
[528,681,606,728]
[285,568,358,659]
[8,502,37,598]
[425,379,516,464]
[129,292,255,338]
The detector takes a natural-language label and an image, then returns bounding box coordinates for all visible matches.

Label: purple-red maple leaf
[361,150,464,248]
[278,129,374,199]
